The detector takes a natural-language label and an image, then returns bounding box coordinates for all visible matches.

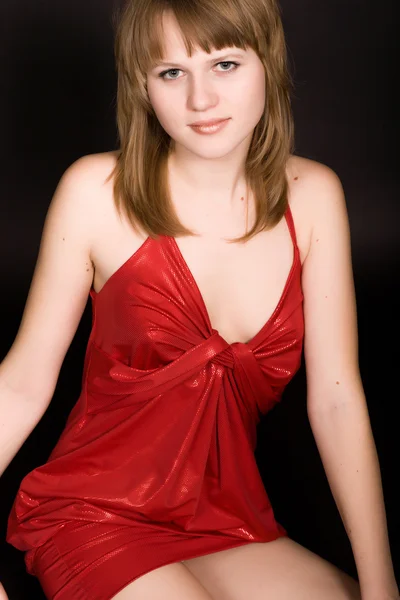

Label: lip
[189,118,230,127]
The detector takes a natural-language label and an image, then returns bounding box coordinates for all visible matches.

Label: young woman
[1,0,398,599]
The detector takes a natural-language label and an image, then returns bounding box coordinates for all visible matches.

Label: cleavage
[173,221,294,345]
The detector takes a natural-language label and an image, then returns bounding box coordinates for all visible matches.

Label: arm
[0,154,107,476]
[300,163,399,600]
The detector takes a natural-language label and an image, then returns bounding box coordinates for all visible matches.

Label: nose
[187,73,218,111]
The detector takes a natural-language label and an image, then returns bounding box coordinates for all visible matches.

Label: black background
[0,1,398,598]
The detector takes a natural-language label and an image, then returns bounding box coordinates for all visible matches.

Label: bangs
[134,0,263,72]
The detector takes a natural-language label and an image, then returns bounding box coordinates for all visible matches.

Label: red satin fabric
[7,206,304,599]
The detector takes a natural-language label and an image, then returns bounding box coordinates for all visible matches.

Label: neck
[168,147,249,211]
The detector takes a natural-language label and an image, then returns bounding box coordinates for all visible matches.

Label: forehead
[160,12,190,51]
[146,9,250,68]
[158,13,217,59]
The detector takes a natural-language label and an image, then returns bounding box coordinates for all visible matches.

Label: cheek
[148,86,177,124]
[149,99,182,135]
[239,76,266,124]
[234,68,265,103]
[159,105,181,128]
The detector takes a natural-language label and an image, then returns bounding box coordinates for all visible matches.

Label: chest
[171,216,295,345]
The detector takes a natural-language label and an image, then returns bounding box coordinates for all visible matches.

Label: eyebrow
[152,52,245,69]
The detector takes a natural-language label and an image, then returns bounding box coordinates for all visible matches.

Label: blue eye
[158,61,240,81]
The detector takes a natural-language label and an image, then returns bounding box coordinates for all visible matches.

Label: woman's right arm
[0,154,106,477]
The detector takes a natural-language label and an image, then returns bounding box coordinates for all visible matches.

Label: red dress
[7,205,304,600]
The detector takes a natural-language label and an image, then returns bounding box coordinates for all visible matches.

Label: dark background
[0,1,398,598]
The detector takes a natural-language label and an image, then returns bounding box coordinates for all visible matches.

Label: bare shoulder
[286,154,346,263]
[50,150,119,241]
[73,151,148,293]
[60,150,119,213]
[61,150,137,254]
[286,154,345,214]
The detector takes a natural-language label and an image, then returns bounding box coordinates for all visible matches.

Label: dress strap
[284,204,299,251]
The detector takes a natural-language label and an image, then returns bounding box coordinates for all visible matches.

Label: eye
[218,61,240,72]
[158,61,240,81]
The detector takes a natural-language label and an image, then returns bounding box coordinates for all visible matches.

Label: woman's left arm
[300,163,399,600]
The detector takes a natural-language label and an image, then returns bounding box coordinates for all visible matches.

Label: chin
[188,146,239,160]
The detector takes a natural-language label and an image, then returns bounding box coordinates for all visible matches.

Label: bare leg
[111,561,215,600]
[183,537,361,600]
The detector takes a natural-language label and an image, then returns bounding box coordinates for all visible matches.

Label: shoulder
[286,154,347,262]
[53,150,119,219]
[52,150,120,239]
[287,154,345,212]
[60,150,119,195]
[287,154,344,210]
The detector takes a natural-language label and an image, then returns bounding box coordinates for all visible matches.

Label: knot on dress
[86,330,278,417]
[211,345,236,369]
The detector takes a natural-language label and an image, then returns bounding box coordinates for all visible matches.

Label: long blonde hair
[110,0,295,243]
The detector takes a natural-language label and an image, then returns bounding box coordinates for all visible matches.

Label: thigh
[182,537,361,600]
[110,562,215,600]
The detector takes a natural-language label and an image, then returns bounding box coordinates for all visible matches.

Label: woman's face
[146,12,266,160]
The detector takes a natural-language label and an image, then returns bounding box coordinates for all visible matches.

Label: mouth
[188,118,231,136]
[189,118,230,127]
